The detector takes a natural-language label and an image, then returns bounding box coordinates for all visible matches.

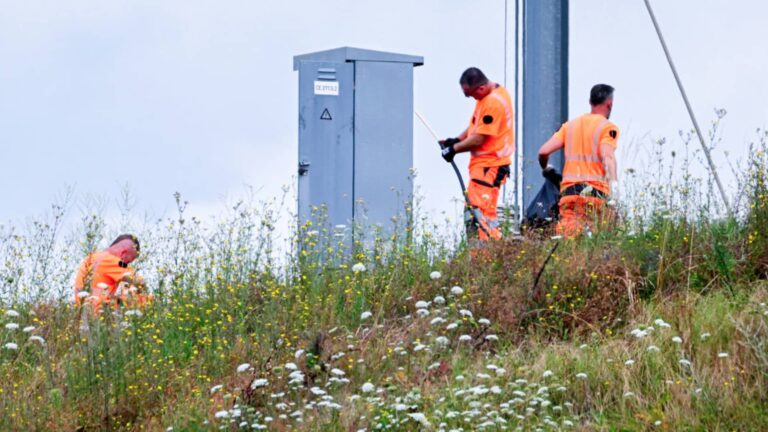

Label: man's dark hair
[460,67,489,88]
[590,84,614,106]
[111,234,140,252]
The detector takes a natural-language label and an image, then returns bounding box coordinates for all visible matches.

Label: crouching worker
[538,84,619,238]
[74,234,152,312]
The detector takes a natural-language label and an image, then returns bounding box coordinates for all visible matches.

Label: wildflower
[295,349,305,359]
[124,309,142,317]
[250,379,269,389]
[484,334,498,341]
[210,384,224,394]
[679,358,692,367]
[478,318,491,325]
[700,332,711,340]
[415,300,429,309]
[435,336,449,347]
[361,382,375,393]
[490,385,502,394]
[4,342,18,350]
[476,373,491,379]
[351,263,366,273]
[430,317,446,326]
[718,352,729,358]
[576,372,588,379]
[5,310,19,318]
[97,282,109,290]
[416,309,429,318]
[446,322,459,331]
[624,359,635,366]
[430,271,442,280]
[459,335,472,342]
[288,371,304,384]
[407,413,431,427]
[579,344,588,349]
[22,326,35,333]
[450,286,464,296]
[542,370,554,378]
[331,368,346,376]
[495,368,506,376]
[214,410,229,419]
[623,391,635,398]
[654,420,662,426]
[647,345,661,353]
[630,328,648,338]
[310,387,326,396]
[236,363,251,373]
[455,375,464,381]
[459,309,473,318]
[654,319,671,329]
[29,335,45,345]
[360,311,372,320]
[433,295,446,305]
[672,336,683,344]
[5,323,19,331]
[77,291,90,299]
[563,420,574,427]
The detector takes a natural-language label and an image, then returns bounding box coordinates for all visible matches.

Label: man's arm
[120,272,146,289]
[600,143,617,182]
[454,133,486,153]
[538,136,564,169]
[457,128,469,141]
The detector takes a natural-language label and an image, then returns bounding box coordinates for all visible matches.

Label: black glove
[439,137,460,148]
[439,138,460,163]
[542,166,562,185]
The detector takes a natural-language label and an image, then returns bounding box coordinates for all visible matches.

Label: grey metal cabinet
[293,47,423,244]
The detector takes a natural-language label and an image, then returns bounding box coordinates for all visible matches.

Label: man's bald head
[109,234,140,264]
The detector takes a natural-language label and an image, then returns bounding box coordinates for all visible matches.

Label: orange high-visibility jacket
[553,113,619,195]
[467,85,515,169]
[74,251,136,306]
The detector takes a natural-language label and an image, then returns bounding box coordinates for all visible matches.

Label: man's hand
[439,138,460,148]
[441,145,457,163]
[439,138,460,163]
[542,165,562,185]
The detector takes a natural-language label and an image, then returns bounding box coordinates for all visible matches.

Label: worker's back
[560,113,618,195]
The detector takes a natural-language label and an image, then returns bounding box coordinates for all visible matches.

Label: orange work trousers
[556,195,613,238]
[467,165,510,241]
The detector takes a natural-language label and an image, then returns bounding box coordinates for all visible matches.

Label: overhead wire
[642,0,733,218]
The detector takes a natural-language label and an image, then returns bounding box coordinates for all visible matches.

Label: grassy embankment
[1,129,767,431]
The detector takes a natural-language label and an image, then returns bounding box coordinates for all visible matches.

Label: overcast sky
[1,0,766,227]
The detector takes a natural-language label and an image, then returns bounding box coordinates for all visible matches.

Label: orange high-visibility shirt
[467,85,515,169]
[553,113,619,195]
[74,251,135,304]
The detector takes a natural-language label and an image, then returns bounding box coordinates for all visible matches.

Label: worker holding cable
[537,84,619,238]
[440,67,514,241]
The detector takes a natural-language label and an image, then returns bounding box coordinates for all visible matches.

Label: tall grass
[1,126,767,430]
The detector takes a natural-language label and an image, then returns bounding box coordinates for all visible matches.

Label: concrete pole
[522,0,569,209]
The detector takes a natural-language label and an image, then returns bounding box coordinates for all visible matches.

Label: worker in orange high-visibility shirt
[538,84,619,238]
[440,67,514,241]
[74,234,150,311]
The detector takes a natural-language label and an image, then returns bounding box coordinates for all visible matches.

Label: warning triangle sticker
[320,108,332,120]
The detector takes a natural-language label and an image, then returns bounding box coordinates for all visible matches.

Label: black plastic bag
[524,178,561,229]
